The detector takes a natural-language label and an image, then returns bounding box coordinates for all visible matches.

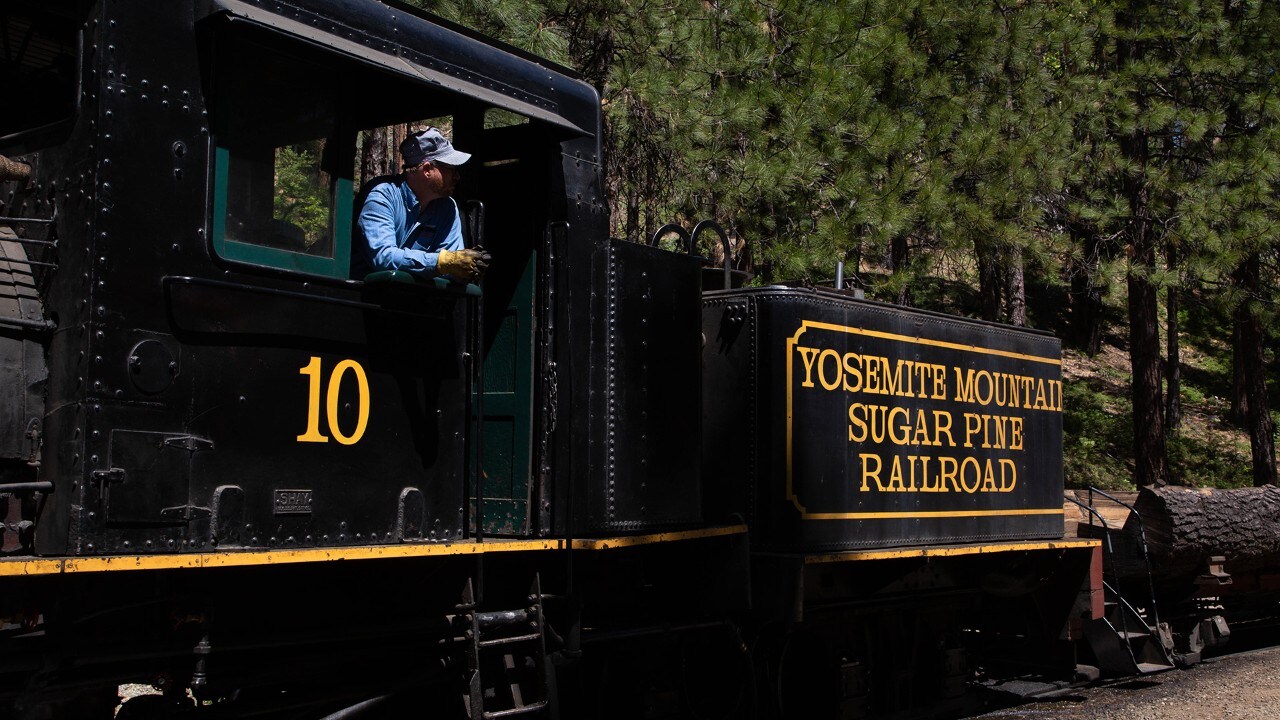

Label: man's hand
[438,247,492,283]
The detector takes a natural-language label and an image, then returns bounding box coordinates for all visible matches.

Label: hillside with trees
[406,0,1278,491]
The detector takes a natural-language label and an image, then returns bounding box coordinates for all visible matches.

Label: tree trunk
[1122,147,1168,488]
[1230,319,1250,426]
[1069,229,1106,356]
[1003,245,1027,326]
[1165,242,1181,433]
[976,241,1002,322]
[358,126,391,187]
[1125,485,1280,581]
[1114,15,1167,488]
[891,234,910,306]
[1233,254,1277,487]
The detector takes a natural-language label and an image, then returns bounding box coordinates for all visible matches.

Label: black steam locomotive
[0,1,1176,718]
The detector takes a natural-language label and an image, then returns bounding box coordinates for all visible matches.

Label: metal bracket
[164,435,214,453]
[90,468,126,487]
[159,505,213,521]
[1195,555,1233,586]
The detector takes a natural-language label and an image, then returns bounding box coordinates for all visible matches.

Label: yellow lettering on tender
[859,453,885,492]
[842,352,864,392]
[797,346,821,388]
[998,458,1017,491]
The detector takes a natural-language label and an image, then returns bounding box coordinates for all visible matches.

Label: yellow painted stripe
[60,539,565,573]
[1,539,563,576]
[801,538,1101,564]
[0,558,64,576]
[799,319,1062,366]
[570,524,748,550]
[0,526,750,576]
[799,508,1065,521]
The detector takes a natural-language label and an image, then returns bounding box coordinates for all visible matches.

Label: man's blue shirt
[355,177,463,277]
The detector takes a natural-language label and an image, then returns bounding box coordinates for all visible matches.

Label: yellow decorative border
[0,526,748,576]
[800,538,1100,564]
[784,319,1062,520]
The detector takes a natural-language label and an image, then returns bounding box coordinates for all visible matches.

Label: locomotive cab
[0,0,704,560]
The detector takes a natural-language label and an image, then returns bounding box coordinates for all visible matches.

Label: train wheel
[773,628,838,719]
[678,624,755,720]
[115,694,193,720]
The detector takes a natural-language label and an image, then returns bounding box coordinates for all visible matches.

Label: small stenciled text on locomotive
[793,343,1062,494]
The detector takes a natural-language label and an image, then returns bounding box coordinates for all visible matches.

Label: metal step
[484,700,548,719]
[1135,662,1174,674]
[479,633,542,648]
[463,575,553,720]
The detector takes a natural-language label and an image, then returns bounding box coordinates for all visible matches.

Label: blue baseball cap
[400,127,471,167]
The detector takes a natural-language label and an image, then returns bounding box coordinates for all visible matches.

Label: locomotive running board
[0,524,748,576]
[794,538,1101,564]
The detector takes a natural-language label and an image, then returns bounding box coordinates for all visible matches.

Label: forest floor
[971,644,1280,720]
[1061,336,1259,491]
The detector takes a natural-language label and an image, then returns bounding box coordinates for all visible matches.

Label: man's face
[407,161,460,203]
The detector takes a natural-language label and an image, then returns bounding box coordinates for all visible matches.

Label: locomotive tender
[1,1,1108,717]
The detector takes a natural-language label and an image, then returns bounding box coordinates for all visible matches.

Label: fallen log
[1128,485,1280,580]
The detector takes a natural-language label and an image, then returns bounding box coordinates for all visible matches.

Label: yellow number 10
[297,356,370,445]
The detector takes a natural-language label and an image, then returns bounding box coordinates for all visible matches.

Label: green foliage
[406,0,1280,487]
[1168,434,1253,489]
[1062,380,1134,490]
[273,144,331,247]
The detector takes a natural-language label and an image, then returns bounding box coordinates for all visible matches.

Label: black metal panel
[174,284,473,549]
[199,0,599,137]
[703,287,1065,551]
[700,297,756,526]
[578,240,702,533]
[101,430,194,526]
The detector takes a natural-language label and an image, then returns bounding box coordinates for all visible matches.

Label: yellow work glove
[437,247,492,282]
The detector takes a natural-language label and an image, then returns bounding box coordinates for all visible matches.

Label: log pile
[1129,485,1280,579]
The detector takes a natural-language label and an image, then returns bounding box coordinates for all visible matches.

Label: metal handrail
[0,236,56,246]
[1063,493,1141,668]
[648,223,692,253]
[1088,486,1160,629]
[0,217,53,225]
[691,220,732,290]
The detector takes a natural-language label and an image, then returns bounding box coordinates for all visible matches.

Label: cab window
[0,1,85,146]
[211,32,354,279]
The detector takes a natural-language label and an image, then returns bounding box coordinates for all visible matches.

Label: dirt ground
[972,646,1280,720]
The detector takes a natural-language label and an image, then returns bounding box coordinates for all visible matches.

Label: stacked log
[1129,485,1280,580]
[0,156,31,183]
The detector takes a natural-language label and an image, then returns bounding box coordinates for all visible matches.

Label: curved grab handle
[691,220,732,290]
[649,223,693,254]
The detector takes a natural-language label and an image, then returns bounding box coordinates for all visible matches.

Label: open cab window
[208,26,480,283]
[0,1,86,149]
[210,31,354,279]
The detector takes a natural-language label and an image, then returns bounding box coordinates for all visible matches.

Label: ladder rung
[1116,630,1150,640]
[479,632,541,648]
[484,701,548,719]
